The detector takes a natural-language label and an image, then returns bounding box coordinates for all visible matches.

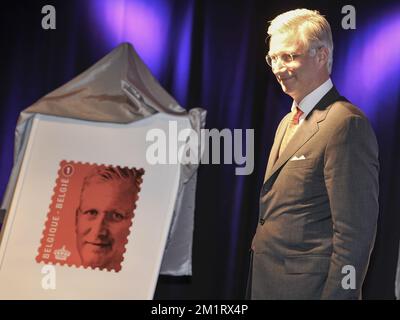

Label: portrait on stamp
[36,161,144,272]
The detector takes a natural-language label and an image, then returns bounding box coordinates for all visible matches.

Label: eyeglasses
[265,52,304,68]
[265,46,323,68]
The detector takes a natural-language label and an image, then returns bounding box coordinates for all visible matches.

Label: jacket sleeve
[322,115,379,299]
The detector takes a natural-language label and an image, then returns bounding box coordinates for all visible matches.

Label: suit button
[259,218,265,225]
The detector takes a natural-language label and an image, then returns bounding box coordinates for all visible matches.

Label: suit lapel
[264,113,291,181]
[263,87,343,187]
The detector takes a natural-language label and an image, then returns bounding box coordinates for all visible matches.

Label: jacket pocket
[284,255,331,274]
[284,158,315,169]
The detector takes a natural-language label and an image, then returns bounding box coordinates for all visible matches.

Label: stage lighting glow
[334,7,400,121]
[90,0,170,76]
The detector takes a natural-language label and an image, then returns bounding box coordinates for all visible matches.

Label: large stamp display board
[0,112,190,299]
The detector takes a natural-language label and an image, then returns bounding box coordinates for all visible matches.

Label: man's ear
[318,46,329,68]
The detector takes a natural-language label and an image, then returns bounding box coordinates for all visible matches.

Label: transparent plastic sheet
[1,43,206,276]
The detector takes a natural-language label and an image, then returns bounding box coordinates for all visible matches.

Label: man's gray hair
[267,8,334,74]
[80,166,144,203]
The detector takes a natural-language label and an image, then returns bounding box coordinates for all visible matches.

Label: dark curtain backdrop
[0,0,399,299]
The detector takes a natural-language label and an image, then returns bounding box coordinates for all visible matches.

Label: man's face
[268,33,321,103]
[76,180,136,270]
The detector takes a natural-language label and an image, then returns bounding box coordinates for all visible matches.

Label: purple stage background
[0,0,399,299]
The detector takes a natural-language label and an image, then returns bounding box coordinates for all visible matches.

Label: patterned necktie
[278,107,304,157]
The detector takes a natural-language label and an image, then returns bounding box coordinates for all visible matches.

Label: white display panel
[0,113,190,299]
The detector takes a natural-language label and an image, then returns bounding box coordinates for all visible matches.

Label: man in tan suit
[251,9,379,299]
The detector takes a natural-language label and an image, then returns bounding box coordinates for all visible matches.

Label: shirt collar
[291,78,333,120]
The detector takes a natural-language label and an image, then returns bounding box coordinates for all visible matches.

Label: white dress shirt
[291,78,333,126]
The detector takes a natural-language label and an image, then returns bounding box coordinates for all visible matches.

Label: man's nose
[272,60,286,74]
[90,213,109,237]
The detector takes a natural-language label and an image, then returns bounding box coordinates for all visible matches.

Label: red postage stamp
[36,161,144,272]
